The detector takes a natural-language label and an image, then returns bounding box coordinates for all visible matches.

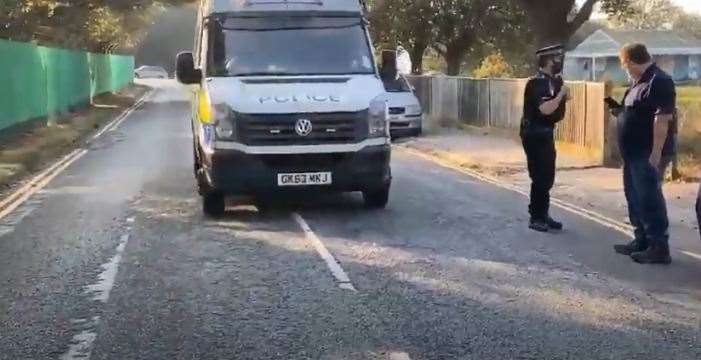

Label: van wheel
[203,192,226,217]
[363,186,390,209]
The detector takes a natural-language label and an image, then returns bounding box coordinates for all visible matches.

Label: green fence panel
[0,39,134,131]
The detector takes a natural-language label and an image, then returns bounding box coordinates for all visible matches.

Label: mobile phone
[604,96,620,108]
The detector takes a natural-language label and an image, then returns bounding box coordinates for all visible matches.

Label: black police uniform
[520,46,567,225]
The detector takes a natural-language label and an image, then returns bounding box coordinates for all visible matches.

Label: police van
[177,0,393,215]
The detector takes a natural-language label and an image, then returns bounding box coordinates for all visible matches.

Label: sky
[578,0,701,15]
[671,0,701,14]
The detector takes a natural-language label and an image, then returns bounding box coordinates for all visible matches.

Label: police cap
[536,44,564,58]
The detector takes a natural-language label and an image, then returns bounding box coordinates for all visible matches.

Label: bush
[472,52,514,79]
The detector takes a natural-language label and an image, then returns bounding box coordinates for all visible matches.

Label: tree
[432,0,527,76]
[517,0,630,48]
[674,12,701,39]
[369,0,435,74]
[472,52,514,78]
[0,1,197,53]
[606,0,681,30]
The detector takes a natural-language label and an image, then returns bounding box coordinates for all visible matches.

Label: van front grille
[237,111,368,146]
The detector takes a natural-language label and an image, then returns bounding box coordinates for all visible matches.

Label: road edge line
[90,90,153,141]
[292,212,357,292]
[0,150,88,221]
[0,89,152,221]
[401,146,636,239]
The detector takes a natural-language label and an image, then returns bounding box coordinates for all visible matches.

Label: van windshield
[207,17,375,77]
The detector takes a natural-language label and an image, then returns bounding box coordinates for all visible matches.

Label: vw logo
[295,119,313,137]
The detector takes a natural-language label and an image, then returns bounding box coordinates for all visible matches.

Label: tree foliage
[370,0,531,76]
[369,0,434,74]
[603,0,701,37]
[472,51,514,78]
[0,0,197,53]
[606,0,681,29]
[674,12,701,39]
[516,0,634,48]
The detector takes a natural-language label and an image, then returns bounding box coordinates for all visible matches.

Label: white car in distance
[383,75,423,138]
[134,66,169,79]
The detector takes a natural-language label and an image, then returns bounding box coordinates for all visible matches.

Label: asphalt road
[0,80,699,360]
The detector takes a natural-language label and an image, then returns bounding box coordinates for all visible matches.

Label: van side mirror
[380,49,398,81]
[176,52,202,85]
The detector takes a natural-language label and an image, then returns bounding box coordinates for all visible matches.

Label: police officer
[521,45,570,232]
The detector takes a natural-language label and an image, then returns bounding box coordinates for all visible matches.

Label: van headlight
[368,98,389,138]
[213,104,236,140]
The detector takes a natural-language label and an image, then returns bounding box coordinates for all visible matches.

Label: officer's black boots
[613,239,648,256]
[546,217,563,230]
[529,217,563,232]
[529,218,550,232]
[631,244,672,265]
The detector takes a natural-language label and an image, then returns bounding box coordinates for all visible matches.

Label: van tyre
[363,186,390,209]
[203,192,226,217]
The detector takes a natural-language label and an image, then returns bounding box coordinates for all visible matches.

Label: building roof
[567,29,701,58]
[203,0,364,16]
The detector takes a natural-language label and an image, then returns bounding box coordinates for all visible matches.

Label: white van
[176,0,393,215]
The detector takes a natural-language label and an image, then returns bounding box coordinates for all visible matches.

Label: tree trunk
[410,42,427,74]
[445,46,465,76]
[520,0,599,49]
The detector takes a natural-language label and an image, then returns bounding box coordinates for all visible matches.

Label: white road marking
[402,147,637,238]
[0,149,87,222]
[0,90,152,236]
[680,250,701,261]
[86,234,130,302]
[61,231,131,360]
[0,91,150,359]
[60,316,100,360]
[0,149,82,217]
[389,352,412,360]
[0,89,152,227]
[91,91,152,140]
[0,198,43,238]
[292,212,357,292]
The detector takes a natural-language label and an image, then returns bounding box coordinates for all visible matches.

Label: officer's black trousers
[522,133,556,220]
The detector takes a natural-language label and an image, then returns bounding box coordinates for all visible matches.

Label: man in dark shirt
[520,45,570,232]
[697,183,700,240]
[658,110,678,181]
[610,44,674,264]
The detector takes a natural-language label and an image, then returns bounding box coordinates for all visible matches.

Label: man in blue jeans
[609,44,674,264]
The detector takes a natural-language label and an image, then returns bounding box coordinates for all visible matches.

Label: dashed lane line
[292,212,357,292]
[60,231,132,360]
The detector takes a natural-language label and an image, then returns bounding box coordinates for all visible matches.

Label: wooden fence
[407,76,616,166]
